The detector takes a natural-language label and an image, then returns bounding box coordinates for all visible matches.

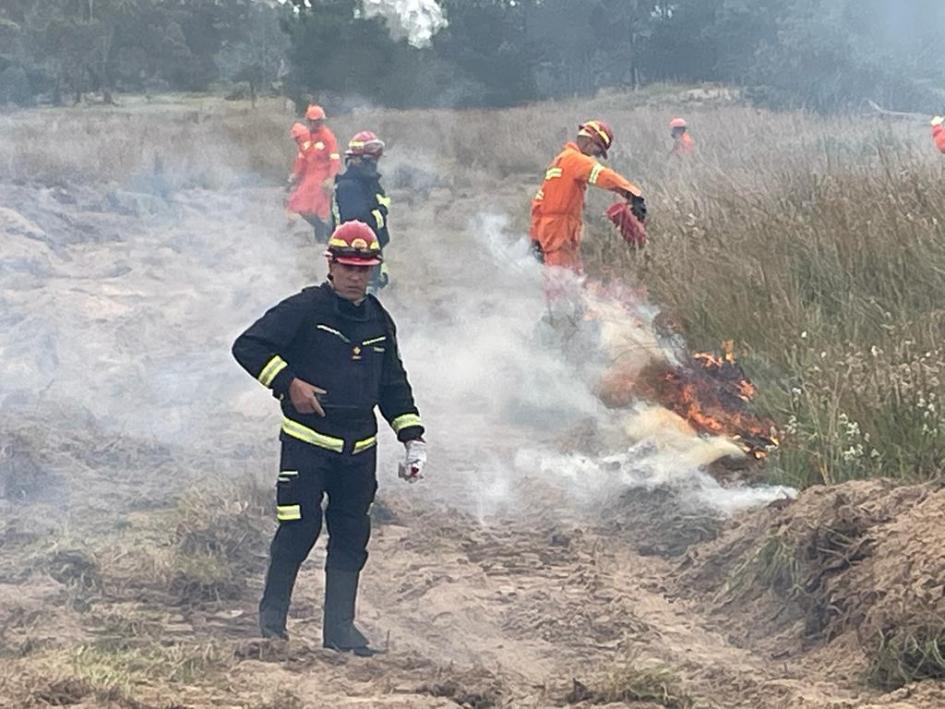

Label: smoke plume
[361,0,448,48]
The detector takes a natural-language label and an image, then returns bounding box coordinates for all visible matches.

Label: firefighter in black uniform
[232,220,426,654]
[333,131,391,293]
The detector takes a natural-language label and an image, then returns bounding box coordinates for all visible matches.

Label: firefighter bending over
[530,120,646,272]
[333,131,391,293]
[232,221,426,655]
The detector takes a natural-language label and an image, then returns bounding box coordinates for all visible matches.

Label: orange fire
[601,340,779,461]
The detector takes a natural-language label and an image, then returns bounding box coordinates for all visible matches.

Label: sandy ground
[2,150,945,707]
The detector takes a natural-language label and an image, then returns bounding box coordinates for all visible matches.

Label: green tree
[217,2,291,106]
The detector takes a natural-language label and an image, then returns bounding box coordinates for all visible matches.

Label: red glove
[606,201,648,248]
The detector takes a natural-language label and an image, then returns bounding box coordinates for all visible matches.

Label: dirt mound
[677,479,945,688]
[835,483,945,687]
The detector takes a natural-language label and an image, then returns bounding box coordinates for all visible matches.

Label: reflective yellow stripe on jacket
[258,355,288,387]
[353,436,377,454]
[282,417,344,453]
[281,417,377,455]
[391,413,422,433]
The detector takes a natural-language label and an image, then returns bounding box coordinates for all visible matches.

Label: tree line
[2,0,943,113]
[0,0,286,106]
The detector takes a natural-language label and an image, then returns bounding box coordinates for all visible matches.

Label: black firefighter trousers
[260,438,378,621]
[272,437,378,571]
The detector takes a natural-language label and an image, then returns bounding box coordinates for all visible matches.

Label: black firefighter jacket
[332,162,391,249]
[232,283,423,456]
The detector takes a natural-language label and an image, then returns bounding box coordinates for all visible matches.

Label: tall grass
[5,87,945,487]
[599,135,945,487]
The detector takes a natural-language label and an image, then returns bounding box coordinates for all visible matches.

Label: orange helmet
[305,104,326,121]
[670,117,688,129]
[290,122,309,141]
[346,131,385,159]
[326,221,382,266]
[578,120,615,158]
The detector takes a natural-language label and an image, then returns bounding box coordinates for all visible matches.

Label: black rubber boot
[322,569,377,656]
[258,557,300,640]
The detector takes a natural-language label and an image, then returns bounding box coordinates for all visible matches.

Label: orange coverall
[672,132,695,156]
[287,126,341,220]
[934,124,945,154]
[530,142,642,271]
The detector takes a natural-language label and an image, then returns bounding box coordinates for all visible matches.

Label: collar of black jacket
[322,281,371,321]
[341,161,381,181]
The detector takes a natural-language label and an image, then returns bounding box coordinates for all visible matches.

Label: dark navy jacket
[332,162,390,249]
[232,283,422,455]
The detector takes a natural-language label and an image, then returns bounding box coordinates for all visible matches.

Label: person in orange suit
[670,117,695,157]
[287,121,312,182]
[933,117,945,154]
[286,121,317,227]
[286,104,341,242]
[530,120,645,273]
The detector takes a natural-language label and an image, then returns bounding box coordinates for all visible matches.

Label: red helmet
[346,130,385,159]
[670,117,688,129]
[578,120,615,158]
[305,104,326,121]
[326,221,382,266]
[290,122,309,141]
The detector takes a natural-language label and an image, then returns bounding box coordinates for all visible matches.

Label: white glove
[932,116,945,127]
[398,439,427,483]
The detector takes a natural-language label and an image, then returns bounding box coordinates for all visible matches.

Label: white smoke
[0,117,793,536]
[379,210,795,520]
[360,0,448,48]
[514,404,794,517]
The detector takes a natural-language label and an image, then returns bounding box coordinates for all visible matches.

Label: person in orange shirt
[286,122,319,229]
[670,117,695,157]
[530,120,645,273]
[286,104,342,243]
[933,117,945,154]
[287,121,312,174]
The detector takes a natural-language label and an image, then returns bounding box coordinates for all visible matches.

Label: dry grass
[868,619,945,689]
[568,653,696,708]
[599,138,945,487]
[71,641,224,690]
[0,474,272,705]
[6,86,945,487]
[682,480,945,690]
[6,642,222,708]
[0,95,291,190]
[18,473,272,608]
[163,476,272,604]
[103,475,273,606]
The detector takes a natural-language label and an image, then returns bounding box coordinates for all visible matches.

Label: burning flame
[599,338,779,462]
[660,341,778,460]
